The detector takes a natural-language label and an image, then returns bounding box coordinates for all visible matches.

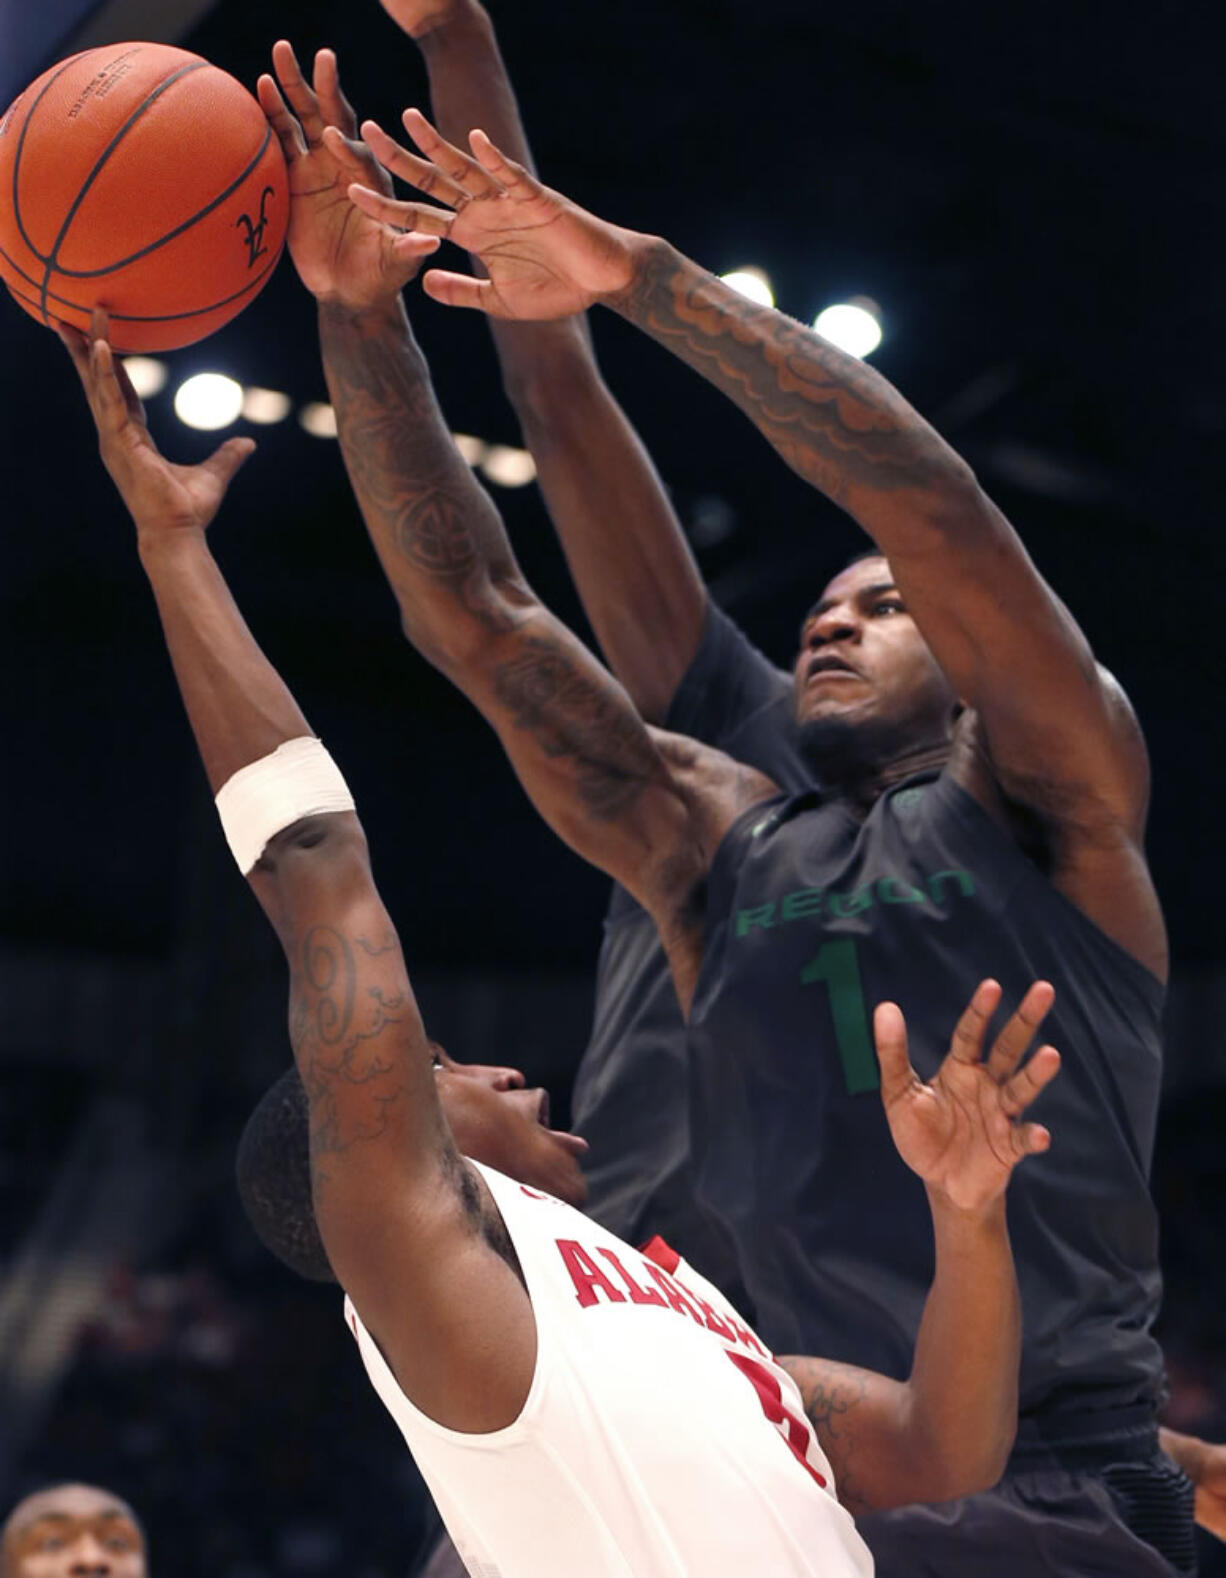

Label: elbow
[921,1422,1015,1503]
[257,810,368,875]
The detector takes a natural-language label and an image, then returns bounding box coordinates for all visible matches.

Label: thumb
[202,436,257,490]
[872,1001,916,1103]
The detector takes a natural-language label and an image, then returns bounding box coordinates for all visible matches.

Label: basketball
[0,42,288,352]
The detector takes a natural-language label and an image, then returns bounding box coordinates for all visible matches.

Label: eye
[872,599,904,616]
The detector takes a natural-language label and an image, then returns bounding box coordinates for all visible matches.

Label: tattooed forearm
[609,241,962,516]
[778,1356,879,1515]
[493,634,663,818]
[289,924,412,1170]
[318,298,523,636]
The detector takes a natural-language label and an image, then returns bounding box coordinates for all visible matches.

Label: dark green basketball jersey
[687,770,1166,1419]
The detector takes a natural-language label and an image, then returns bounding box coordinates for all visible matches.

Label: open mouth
[807,654,859,681]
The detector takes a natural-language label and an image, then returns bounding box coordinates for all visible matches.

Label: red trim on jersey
[639,1234,682,1273]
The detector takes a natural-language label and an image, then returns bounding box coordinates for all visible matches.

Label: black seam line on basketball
[11,52,93,265]
[4,242,282,322]
[51,123,276,280]
[38,60,208,323]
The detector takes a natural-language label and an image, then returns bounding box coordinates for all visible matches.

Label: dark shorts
[860,1428,1197,1578]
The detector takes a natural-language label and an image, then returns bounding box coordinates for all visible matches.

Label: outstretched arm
[373,0,706,720]
[261,46,714,1002]
[350,118,1163,974]
[781,980,1060,1513]
[59,313,534,1434]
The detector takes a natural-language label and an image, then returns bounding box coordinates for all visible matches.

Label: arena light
[812,298,882,359]
[719,267,775,308]
[299,402,338,439]
[453,433,487,466]
[173,373,244,431]
[241,387,291,425]
[481,445,537,488]
[122,357,167,398]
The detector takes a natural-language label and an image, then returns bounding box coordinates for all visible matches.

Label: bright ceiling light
[299,402,338,439]
[719,267,775,308]
[481,445,537,488]
[453,433,487,466]
[173,373,243,431]
[122,357,167,398]
[242,387,291,424]
[812,298,882,359]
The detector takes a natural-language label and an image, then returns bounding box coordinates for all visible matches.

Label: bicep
[436,600,703,914]
[886,482,1148,829]
[778,1355,919,1516]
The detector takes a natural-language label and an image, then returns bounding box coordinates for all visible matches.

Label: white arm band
[214,737,356,874]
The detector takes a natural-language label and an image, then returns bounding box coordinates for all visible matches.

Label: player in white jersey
[60,215,1057,1578]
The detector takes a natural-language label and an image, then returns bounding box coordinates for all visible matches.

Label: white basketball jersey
[344,1161,874,1578]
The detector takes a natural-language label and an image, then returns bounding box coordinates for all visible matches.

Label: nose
[809,601,860,646]
[482,1065,527,1092]
[68,1534,114,1574]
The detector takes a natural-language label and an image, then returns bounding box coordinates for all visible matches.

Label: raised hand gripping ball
[0,42,287,352]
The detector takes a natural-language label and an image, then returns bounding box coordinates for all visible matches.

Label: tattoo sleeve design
[492,634,663,819]
[780,1357,876,1515]
[288,924,411,1183]
[613,244,955,511]
[319,302,520,630]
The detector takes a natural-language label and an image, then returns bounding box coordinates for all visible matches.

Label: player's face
[792,557,956,755]
[1,1486,146,1578]
[433,1048,589,1208]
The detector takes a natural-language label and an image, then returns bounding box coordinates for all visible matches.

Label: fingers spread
[313,48,358,138]
[272,39,325,144]
[947,979,1002,1065]
[402,108,502,198]
[1013,1121,1052,1159]
[202,436,257,488]
[1000,1045,1061,1119]
[348,183,455,237]
[361,119,466,206]
[257,73,306,160]
[320,125,368,176]
[985,980,1055,1082]
[872,1000,916,1100]
[468,127,534,195]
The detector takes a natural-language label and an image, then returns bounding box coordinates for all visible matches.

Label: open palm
[874,980,1060,1212]
[348,111,637,320]
[257,43,437,310]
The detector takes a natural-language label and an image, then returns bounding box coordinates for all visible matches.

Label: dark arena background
[1,0,1223,1572]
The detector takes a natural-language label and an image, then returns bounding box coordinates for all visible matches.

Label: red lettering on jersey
[673,1275,738,1343]
[642,1263,708,1327]
[519,1185,550,1201]
[725,1314,769,1357]
[598,1248,668,1308]
[725,1351,828,1490]
[556,1239,627,1308]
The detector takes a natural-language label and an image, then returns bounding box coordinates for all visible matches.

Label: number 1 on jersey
[800,939,880,1095]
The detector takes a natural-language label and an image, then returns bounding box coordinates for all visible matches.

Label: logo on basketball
[235,185,276,269]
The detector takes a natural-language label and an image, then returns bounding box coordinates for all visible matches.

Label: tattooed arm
[351,118,1162,975]
[61,310,535,1434]
[318,295,721,1005]
[372,0,706,720]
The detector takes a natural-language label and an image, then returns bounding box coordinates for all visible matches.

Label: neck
[804,731,951,814]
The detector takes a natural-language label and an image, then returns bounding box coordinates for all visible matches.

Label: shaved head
[2,1485,146,1578]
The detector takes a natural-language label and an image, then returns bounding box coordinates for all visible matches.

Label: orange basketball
[0,42,287,352]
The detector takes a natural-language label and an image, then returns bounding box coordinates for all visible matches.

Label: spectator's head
[1,1484,146,1578]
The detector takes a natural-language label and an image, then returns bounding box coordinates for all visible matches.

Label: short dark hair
[236,1068,336,1284]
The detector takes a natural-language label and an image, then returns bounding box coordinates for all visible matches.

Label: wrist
[925,1185,1008,1235]
[137,522,208,567]
[601,232,672,313]
[411,0,490,46]
[317,293,409,336]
